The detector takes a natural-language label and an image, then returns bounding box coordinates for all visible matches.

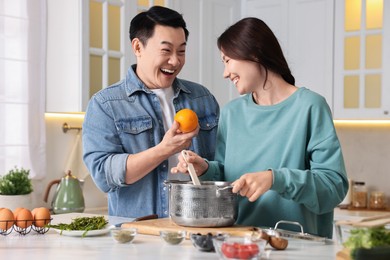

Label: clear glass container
[369,191,386,209]
[352,181,367,208]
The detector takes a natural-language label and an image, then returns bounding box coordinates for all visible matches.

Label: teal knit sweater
[201,87,348,238]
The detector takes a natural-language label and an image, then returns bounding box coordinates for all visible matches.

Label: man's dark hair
[129,6,189,45]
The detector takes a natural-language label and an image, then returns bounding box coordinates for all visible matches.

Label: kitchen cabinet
[170,0,241,108]
[242,0,334,110]
[334,0,390,119]
[46,0,135,112]
[46,0,85,112]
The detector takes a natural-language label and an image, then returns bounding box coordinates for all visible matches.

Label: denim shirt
[82,65,219,218]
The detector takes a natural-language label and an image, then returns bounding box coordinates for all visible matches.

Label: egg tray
[0,218,53,236]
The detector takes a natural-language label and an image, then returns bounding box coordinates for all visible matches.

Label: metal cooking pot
[165,180,237,227]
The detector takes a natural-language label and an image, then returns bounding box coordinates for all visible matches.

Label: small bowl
[110,227,137,244]
[213,236,267,260]
[190,232,229,252]
[159,230,186,245]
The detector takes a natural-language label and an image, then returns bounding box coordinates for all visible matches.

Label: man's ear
[131,38,142,57]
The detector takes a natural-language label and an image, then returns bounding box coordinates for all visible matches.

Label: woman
[171,17,348,238]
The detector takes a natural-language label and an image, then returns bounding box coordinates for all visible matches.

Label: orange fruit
[174,109,199,133]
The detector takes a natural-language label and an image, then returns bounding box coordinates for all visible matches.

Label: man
[82,6,219,218]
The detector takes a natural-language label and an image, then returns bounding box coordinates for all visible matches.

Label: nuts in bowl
[110,227,137,243]
[213,236,267,260]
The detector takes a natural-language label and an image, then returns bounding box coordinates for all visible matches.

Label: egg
[32,207,51,227]
[14,208,33,228]
[13,207,24,216]
[0,208,15,231]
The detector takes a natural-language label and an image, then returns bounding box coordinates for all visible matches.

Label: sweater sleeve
[271,98,349,215]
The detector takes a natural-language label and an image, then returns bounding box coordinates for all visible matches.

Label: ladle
[181,150,201,185]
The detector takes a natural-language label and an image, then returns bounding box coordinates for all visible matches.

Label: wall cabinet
[46,0,86,112]
[46,0,389,119]
[334,0,390,119]
[170,0,241,107]
[46,0,135,112]
[242,0,334,110]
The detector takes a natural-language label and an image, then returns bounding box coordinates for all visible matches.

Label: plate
[52,226,111,237]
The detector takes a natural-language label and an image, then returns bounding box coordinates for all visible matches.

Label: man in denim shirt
[82,6,219,218]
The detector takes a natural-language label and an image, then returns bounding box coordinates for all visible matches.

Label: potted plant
[0,167,33,210]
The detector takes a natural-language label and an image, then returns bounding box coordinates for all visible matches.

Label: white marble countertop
[1,209,388,260]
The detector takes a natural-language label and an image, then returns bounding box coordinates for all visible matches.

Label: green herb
[343,226,390,258]
[47,216,108,237]
[0,167,33,195]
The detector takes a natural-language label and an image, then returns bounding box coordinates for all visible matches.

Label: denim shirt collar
[125,64,192,97]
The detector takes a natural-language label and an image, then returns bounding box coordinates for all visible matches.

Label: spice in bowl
[160,230,186,245]
[111,227,137,243]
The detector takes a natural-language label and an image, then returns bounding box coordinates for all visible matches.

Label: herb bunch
[0,167,33,195]
[47,216,108,237]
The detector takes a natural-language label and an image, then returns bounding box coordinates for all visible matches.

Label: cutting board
[121,218,256,239]
[335,214,390,227]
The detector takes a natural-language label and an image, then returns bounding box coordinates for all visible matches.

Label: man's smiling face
[133,24,186,89]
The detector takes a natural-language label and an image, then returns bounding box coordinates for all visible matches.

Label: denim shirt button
[164,211,168,215]
[163,186,166,191]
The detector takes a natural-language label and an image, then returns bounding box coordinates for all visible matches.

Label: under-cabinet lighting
[45,112,85,119]
[334,120,390,127]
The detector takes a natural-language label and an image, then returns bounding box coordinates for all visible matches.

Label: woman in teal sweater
[171,17,348,239]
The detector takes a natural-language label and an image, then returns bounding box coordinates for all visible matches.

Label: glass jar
[352,181,367,208]
[369,191,386,209]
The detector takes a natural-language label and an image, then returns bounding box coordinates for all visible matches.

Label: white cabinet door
[170,0,241,108]
[46,0,135,113]
[334,0,390,119]
[243,0,334,110]
[46,0,84,112]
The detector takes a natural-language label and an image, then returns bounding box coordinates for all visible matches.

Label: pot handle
[216,185,234,191]
[216,185,234,197]
[274,220,305,234]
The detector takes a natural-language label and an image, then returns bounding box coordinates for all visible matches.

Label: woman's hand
[232,170,273,202]
[170,150,208,177]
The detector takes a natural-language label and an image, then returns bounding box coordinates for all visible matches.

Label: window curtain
[0,0,46,179]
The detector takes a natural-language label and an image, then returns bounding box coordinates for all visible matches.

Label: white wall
[336,125,390,198]
[31,115,107,211]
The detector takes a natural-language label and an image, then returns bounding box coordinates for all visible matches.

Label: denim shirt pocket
[116,115,153,134]
[194,114,218,160]
[198,115,218,131]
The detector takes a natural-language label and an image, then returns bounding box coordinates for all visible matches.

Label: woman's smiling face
[221,52,263,95]
[134,24,186,89]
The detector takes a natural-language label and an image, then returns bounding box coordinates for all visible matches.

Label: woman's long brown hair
[217,17,295,86]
